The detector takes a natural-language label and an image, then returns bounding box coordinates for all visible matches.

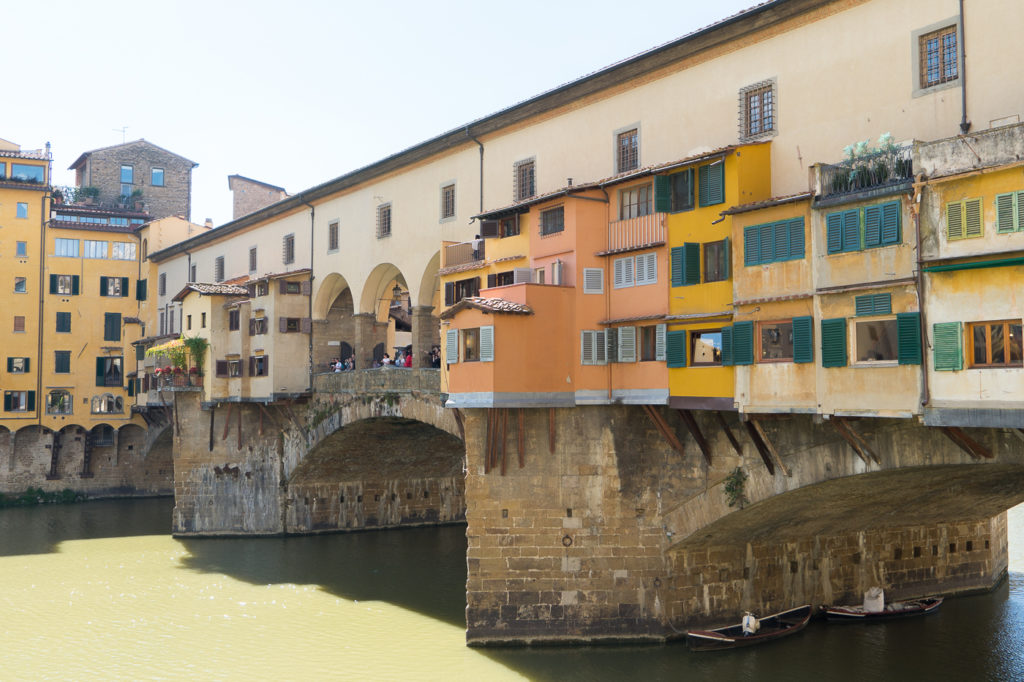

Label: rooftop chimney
[204,219,214,228]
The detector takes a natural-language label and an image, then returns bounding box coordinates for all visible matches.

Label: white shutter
[479,325,494,362]
[613,258,624,288]
[583,268,603,294]
[552,260,563,286]
[618,326,637,363]
[595,330,607,365]
[581,331,594,365]
[445,329,460,364]
[655,323,666,361]
[637,253,657,286]
[623,257,634,287]
[513,267,532,284]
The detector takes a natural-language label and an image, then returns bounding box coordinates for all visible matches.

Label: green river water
[0,498,1020,681]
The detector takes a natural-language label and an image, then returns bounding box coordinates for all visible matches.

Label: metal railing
[818,146,913,199]
[607,213,665,252]
[443,240,484,268]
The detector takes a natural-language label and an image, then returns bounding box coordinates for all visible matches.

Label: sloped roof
[171,282,250,302]
[69,139,198,171]
[439,297,533,320]
[228,174,288,193]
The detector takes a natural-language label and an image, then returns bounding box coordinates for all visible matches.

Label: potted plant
[130,188,144,210]
[79,186,100,205]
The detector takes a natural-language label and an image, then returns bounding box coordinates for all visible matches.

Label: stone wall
[81,141,194,221]
[229,175,288,221]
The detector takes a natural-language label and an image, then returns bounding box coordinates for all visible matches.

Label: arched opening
[285,416,466,533]
[315,281,356,372]
[13,426,49,475]
[117,424,146,463]
[51,425,85,480]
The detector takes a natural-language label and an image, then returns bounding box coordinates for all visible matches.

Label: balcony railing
[444,240,484,268]
[607,213,666,252]
[147,372,203,391]
[818,146,913,199]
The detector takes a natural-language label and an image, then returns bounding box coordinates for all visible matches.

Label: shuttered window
[995,191,1024,233]
[666,329,686,368]
[445,329,459,364]
[827,201,901,254]
[698,161,725,207]
[655,170,695,213]
[56,312,71,333]
[743,218,804,265]
[136,279,147,301]
[932,321,963,371]
[478,326,494,362]
[582,268,603,294]
[792,316,814,363]
[635,252,657,286]
[103,313,121,341]
[854,293,892,316]
[732,321,754,365]
[897,312,922,365]
[669,242,700,287]
[580,330,607,366]
[613,256,635,289]
[721,326,733,366]
[655,323,666,362]
[946,198,983,240]
[821,318,848,367]
[617,326,637,363]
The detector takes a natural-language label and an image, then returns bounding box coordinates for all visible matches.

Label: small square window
[54,351,71,374]
[855,319,898,363]
[968,320,1023,368]
[8,357,29,373]
[669,170,694,212]
[16,241,27,257]
[256,281,269,297]
[285,318,300,333]
[151,168,165,186]
[228,359,242,377]
[229,309,240,331]
[440,184,456,220]
[616,128,639,173]
[14,277,26,293]
[16,202,28,219]
[758,321,794,362]
[739,79,776,141]
[690,330,723,366]
[540,206,564,236]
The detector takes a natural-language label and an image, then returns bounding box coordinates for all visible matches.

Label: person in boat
[742,611,760,636]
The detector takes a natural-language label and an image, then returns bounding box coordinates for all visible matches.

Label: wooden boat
[823,596,943,622]
[686,605,813,651]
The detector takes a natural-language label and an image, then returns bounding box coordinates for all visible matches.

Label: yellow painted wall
[733,298,817,412]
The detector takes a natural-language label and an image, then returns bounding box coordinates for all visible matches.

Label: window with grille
[376,204,392,239]
[619,184,652,220]
[540,206,564,235]
[13,315,25,332]
[739,79,776,140]
[328,221,339,251]
[283,234,295,263]
[158,273,167,296]
[616,128,639,173]
[214,256,225,282]
[440,184,456,220]
[513,159,535,201]
[249,247,257,273]
[919,26,958,89]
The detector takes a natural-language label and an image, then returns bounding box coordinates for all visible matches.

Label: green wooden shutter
[788,218,805,259]
[964,198,983,237]
[792,316,814,363]
[704,162,724,206]
[666,330,686,368]
[721,326,733,366]
[759,223,773,263]
[49,274,58,294]
[821,318,847,367]
[26,391,35,412]
[732,321,754,365]
[99,276,109,296]
[826,213,843,254]
[23,358,29,372]
[104,313,121,341]
[128,379,136,397]
[654,175,671,213]
[880,201,901,244]
[996,192,1017,233]
[5,358,12,372]
[121,277,130,297]
[723,236,731,280]
[864,205,882,247]
[855,293,891,316]
[698,164,709,207]
[933,321,963,371]
[671,246,684,286]
[2,392,10,411]
[136,279,147,301]
[946,201,964,240]
[96,357,106,386]
[683,243,700,285]
[897,312,921,365]
[71,276,79,295]
[744,226,759,266]
[772,220,789,262]
[841,209,861,252]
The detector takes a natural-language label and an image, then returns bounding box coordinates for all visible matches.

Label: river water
[0,499,1021,681]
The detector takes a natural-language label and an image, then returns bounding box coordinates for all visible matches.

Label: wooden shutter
[723,236,731,280]
[261,355,269,376]
[127,379,135,397]
[618,326,637,363]
[5,358,11,372]
[2,392,9,411]
[864,205,882,247]
[479,220,499,238]
[248,318,256,336]
[606,327,618,363]
[699,162,724,206]
[792,316,814,363]
[996,192,1017,233]
[486,274,496,288]
[279,317,288,333]
[301,280,311,295]
[247,283,257,298]
[655,323,666,362]
[249,357,256,376]
[671,246,685,285]
[666,330,686,368]
[445,329,459,363]
[946,200,964,240]
[26,391,35,412]
[653,175,671,213]
[594,330,606,365]
[772,220,789,261]
[99,276,109,297]
[216,360,228,377]
[300,318,312,334]
[721,325,733,366]
[897,312,922,365]
[933,321,963,371]
[964,198,982,237]
[513,267,532,284]
[743,226,759,266]
[855,293,891,316]
[23,358,30,372]
[96,357,105,386]
[821,318,848,368]
[470,277,481,297]
[71,275,80,295]
[826,213,843,254]
[444,282,455,306]
[636,253,657,285]
[698,164,709,207]
[583,268,603,294]
[613,257,632,288]
[104,313,121,341]
[479,325,494,362]
[49,274,57,294]
[279,280,288,294]
[759,223,773,263]
[880,201,901,244]
[120,277,129,297]
[787,218,804,259]
[841,209,860,252]
[683,243,700,285]
[136,279,147,301]
[581,330,594,365]
[732,321,754,365]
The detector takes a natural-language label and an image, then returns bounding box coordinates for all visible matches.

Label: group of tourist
[379,349,414,368]
[329,357,355,372]
[327,345,443,371]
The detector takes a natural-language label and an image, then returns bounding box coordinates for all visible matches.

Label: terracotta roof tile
[439,297,533,320]
[171,282,250,302]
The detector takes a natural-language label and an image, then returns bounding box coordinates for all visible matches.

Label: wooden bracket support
[714,411,744,455]
[517,408,525,469]
[549,408,556,454]
[642,405,685,456]
[940,426,993,460]
[451,407,465,441]
[832,416,879,465]
[750,419,790,477]
[743,419,775,475]
[676,409,712,465]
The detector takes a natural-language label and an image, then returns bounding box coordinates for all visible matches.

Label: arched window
[91,425,115,447]
[46,390,73,415]
[91,393,123,414]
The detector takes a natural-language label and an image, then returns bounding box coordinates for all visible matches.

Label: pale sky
[4,0,755,227]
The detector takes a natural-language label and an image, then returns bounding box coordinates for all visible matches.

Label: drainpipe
[958,0,971,134]
[466,126,484,213]
[300,197,315,391]
[598,183,613,400]
[912,176,930,408]
[37,189,50,425]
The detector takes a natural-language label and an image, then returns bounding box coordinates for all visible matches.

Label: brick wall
[80,141,193,221]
